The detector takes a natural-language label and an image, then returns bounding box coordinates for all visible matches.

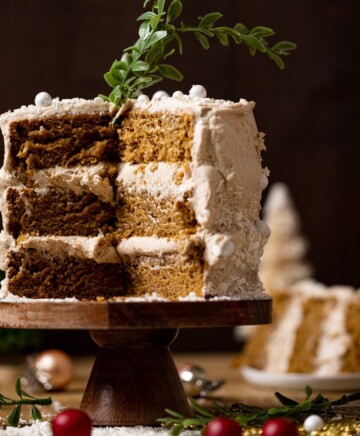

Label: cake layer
[7,248,125,299]
[119,110,194,163]
[5,187,115,238]
[8,113,119,173]
[120,253,203,300]
[115,162,196,238]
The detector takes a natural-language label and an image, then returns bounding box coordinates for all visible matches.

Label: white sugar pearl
[256,220,271,238]
[239,98,248,105]
[152,90,169,100]
[259,174,269,190]
[222,240,235,257]
[35,92,52,107]
[189,84,207,99]
[93,96,104,103]
[172,90,184,98]
[137,94,150,104]
[304,415,324,432]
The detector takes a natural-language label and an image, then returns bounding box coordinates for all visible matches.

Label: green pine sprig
[0,377,52,427]
[100,0,296,109]
[157,386,360,435]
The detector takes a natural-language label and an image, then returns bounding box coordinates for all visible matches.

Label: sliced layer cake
[237,280,360,374]
[0,91,270,300]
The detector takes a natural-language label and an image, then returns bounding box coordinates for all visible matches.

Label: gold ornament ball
[34,349,74,391]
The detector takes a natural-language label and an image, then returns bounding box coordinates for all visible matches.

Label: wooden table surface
[0,352,355,424]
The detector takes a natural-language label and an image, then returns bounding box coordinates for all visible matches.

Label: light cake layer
[119,110,194,163]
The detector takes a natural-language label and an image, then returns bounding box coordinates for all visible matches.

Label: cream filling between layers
[314,290,353,375]
[115,162,193,200]
[264,296,304,373]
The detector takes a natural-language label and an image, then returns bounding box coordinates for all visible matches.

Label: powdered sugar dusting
[0,421,198,435]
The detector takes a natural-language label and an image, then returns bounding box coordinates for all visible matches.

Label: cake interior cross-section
[0,90,270,301]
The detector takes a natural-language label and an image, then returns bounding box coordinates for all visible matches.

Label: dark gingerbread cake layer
[7,249,125,299]
[9,114,120,172]
[6,187,115,238]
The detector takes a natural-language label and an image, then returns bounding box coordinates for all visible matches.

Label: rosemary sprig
[157,386,360,434]
[0,377,52,427]
[101,0,296,109]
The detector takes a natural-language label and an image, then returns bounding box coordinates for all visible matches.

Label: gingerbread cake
[237,280,360,374]
[0,88,270,300]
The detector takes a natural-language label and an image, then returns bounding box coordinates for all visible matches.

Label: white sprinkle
[304,415,324,432]
[152,90,169,100]
[137,94,150,104]
[222,240,235,257]
[189,84,207,99]
[256,220,271,238]
[259,174,269,190]
[94,96,104,103]
[172,90,184,98]
[34,92,52,107]
[239,98,248,105]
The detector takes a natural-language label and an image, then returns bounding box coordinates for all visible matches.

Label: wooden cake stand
[0,299,271,426]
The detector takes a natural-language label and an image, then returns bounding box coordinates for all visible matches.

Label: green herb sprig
[0,377,52,427]
[157,386,360,435]
[100,0,296,109]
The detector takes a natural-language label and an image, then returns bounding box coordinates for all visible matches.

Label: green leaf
[163,48,176,59]
[195,32,210,49]
[111,60,129,71]
[188,398,214,418]
[275,392,299,406]
[267,51,285,69]
[31,405,42,421]
[145,45,164,65]
[164,408,186,419]
[167,0,182,23]
[170,425,184,436]
[132,60,150,72]
[305,385,313,399]
[150,14,163,30]
[242,34,266,52]
[137,11,156,21]
[272,41,297,53]
[146,30,167,48]
[216,32,229,46]
[139,21,151,39]
[157,0,165,14]
[234,22,249,34]
[199,12,223,29]
[132,76,154,86]
[8,404,21,427]
[143,0,151,7]
[158,64,183,81]
[250,26,275,37]
[104,72,121,87]
[15,378,22,399]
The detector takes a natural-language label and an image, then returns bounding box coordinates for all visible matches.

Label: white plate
[240,366,360,391]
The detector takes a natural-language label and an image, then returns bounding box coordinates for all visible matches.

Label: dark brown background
[0,0,359,351]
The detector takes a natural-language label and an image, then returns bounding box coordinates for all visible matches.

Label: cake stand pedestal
[0,299,271,426]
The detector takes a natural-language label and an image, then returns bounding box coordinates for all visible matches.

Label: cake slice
[0,90,270,300]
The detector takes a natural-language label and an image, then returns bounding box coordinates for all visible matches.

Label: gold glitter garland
[242,419,360,436]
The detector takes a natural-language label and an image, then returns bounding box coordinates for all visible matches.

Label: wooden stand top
[0,298,272,330]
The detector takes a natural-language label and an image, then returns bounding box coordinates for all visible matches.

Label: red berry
[52,409,92,436]
[262,418,299,436]
[204,417,242,436]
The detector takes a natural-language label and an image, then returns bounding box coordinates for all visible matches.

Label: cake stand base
[0,298,271,426]
[81,328,191,426]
